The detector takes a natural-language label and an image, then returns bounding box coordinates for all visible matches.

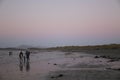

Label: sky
[0,0,120,48]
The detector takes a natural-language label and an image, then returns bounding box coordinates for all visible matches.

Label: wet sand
[0,50,120,80]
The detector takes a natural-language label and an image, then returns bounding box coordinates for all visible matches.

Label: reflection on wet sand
[26,61,30,72]
[19,59,30,72]
[19,60,23,71]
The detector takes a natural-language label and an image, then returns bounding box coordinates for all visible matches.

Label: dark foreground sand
[0,50,120,80]
[46,70,120,80]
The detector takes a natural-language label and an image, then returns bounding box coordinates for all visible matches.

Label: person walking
[19,51,23,60]
[25,50,30,61]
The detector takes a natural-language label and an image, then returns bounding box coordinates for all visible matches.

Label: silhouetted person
[9,51,12,56]
[18,51,31,72]
[19,51,23,60]
[25,50,30,61]
[23,54,26,63]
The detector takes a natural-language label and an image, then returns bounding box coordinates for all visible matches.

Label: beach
[0,50,120,80]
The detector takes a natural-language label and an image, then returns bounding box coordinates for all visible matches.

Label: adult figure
[25,50,30,61]
[19,51,23,60]
[9,51,12,56]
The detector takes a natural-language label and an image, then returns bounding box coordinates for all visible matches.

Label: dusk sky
[0,0,120,47]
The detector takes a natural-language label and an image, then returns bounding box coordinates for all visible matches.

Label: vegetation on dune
[46,44,120,52]
[0,44,120,51]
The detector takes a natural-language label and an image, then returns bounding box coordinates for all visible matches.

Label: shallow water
[0,50,120,80]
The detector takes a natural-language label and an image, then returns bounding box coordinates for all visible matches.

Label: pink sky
[0,0,120,47]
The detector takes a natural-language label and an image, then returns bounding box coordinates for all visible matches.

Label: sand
[0,50,120,80]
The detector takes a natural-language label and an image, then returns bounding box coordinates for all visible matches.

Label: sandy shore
[0,50,120,80]
[46,70,120,80]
